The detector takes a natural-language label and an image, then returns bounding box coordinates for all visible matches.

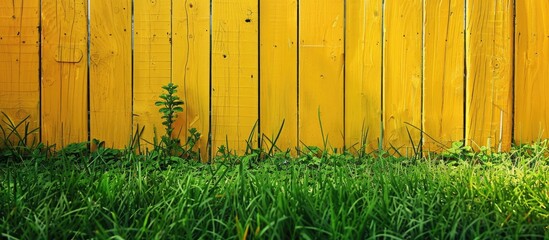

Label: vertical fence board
[345,0,382,152]
[383,0,423,155]
[41,0,88,147]
[173,0,210,160]
[0,0,40,142]
[212,0,258,154]
[260,0,298,152]
[466,0,513,151]
[515,1,549,143]
[89,0,132,148]
[133,0,172,147]
[423,0,465,152]
[299,0,344,149]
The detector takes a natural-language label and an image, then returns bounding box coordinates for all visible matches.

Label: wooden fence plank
[515,0,549,143]
[466,0,513,151]
[0,0,40,143]
[89,0,132,148]
[423,0,465,152]
[299,0,344,150]
[345,0,382,153]
[383,0,423,156]
[211,0,258,154]
[172,0,210,160]
[41,0,88,147]
[133,0,172,148]
[260,0,298,153]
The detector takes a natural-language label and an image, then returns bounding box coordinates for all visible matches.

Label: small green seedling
[155,83,184,155]
[442,141,474,162]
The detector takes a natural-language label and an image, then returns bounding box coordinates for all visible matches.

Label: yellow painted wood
[383,0,423,155]
[41,0,88,147]
[466,0,513,151]
[133,0,172,147]
[345,0,382,152]
[172,0,210,160]
[89,0,132,148]
[423,0,465,152]
[260,0,298,153]
[0,0,40,143]
[299,0,344,150]
[515,0,549,143]
[211,0,258,154]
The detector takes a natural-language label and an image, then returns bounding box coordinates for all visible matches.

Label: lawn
[1,141,548,239]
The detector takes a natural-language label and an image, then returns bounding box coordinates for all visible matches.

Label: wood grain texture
[173,0,210,161]
[0,0,40,143]
[133,0,172,147]
[423,0,465,152]
[299,0,344,150]
[89,0,132,148]
[211,0,258,154]
[466,0,513,151]
[383,0,423,156]
[41,0,88,147]
[515,0,549,143]
[260,0,298,153]
[7,0,549,154]
[345,0,382,152]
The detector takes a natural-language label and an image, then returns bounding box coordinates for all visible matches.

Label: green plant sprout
[153,83,202,162]
[155,83,184,155]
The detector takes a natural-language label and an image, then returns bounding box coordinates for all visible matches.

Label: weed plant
[127,83,201,164]
[155,83,185,155]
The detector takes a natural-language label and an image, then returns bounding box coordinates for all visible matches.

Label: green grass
[1,142,548,239]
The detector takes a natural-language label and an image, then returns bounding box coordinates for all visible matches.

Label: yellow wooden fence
[1,0,548,158]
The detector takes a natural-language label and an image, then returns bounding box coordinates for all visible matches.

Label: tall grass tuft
[0,112,48,163]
